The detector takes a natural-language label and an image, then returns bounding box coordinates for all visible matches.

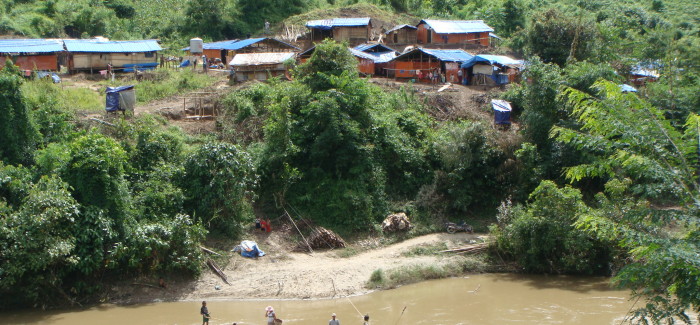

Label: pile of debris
[382,212,412,232]
[297,227,346,250]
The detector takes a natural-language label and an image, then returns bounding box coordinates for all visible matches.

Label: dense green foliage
[0,70,215,308]
[1,0,700,321]
[0,61,39,165]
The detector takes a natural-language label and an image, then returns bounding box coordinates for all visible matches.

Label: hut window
[145,52,154,58]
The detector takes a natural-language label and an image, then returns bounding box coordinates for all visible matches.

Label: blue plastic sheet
[105,85,135,112]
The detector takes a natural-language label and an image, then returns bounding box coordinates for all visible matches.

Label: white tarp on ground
[229,52,296,66]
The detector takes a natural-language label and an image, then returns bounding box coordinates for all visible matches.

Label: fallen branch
[200,246,222,256]
[206,259,230,285]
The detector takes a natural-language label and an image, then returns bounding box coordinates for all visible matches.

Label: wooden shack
[416,20,493,47]
[385,24,417,46]
[391,48,473,83]
[306,17,371,46]
[0,39,63,72]
[229,52,295,82]
[64,39,161,73]
[353,43,399,76]
[185,38,299,68]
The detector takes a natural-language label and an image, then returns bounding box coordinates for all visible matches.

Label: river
[0,274,635,325]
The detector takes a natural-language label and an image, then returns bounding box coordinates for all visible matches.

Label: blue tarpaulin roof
[64,39,161,53]
[386,24,417,34]
[492,99,512,125]
[354,43,396,53]
[105,85,135,112]
[306,17,371,30]
[0,39,64,53]
[419,20,494,34]
[461,54,523,69]
[619,84,638,93]
[349,48,377,61]
[182,38,299,51]
[395,48,474,62]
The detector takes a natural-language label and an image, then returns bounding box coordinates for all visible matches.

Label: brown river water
[0,274,636,325]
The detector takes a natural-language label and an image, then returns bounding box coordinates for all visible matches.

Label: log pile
[297,227,346,250]
[382,212,412,232]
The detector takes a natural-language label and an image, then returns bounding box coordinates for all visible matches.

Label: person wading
[200,301,210,325]
[329,312,340,325]
[265,306,277,325]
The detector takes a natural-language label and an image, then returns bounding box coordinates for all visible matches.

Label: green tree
[182,142,258,236]
[551,80,700,322]
[431,121,506,214]
[522,8,602,66]
[0,60,39,165]
[63,132,131,228]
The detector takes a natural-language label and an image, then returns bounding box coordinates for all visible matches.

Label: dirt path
[112,232,485,303]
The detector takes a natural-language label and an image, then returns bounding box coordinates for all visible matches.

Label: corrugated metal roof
[0,39,64,54]
[386,24,417,34]
[306,17,371,29]
[419,20,494,34]
[229,52,296,66]
[64,39,162,53]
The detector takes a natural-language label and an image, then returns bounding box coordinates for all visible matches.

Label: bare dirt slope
[112,231,485,304]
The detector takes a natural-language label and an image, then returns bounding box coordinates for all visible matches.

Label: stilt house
[63,39,162,73]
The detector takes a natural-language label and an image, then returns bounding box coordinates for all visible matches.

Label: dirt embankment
[108,230,486,304]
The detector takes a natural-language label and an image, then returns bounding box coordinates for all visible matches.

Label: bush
[493,181,614,275]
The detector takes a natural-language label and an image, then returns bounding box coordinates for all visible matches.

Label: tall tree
[0,61,39,165]
[552,80,700,323]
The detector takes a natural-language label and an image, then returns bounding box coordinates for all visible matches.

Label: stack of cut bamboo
[300,227,346,250]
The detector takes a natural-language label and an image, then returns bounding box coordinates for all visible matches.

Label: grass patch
[335,246,360,258]
[365,255,490,290]
[400,242,449,257]
[98,69,218,103]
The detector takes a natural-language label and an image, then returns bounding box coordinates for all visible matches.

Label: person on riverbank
[329,312,340,325]
[200,301,210,325]
[363,314,369,325]
[265,306,276,325]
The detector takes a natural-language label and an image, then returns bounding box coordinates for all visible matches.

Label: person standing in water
[329,312,340,325]
[265,306,276,325]
[200,301,210,325]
